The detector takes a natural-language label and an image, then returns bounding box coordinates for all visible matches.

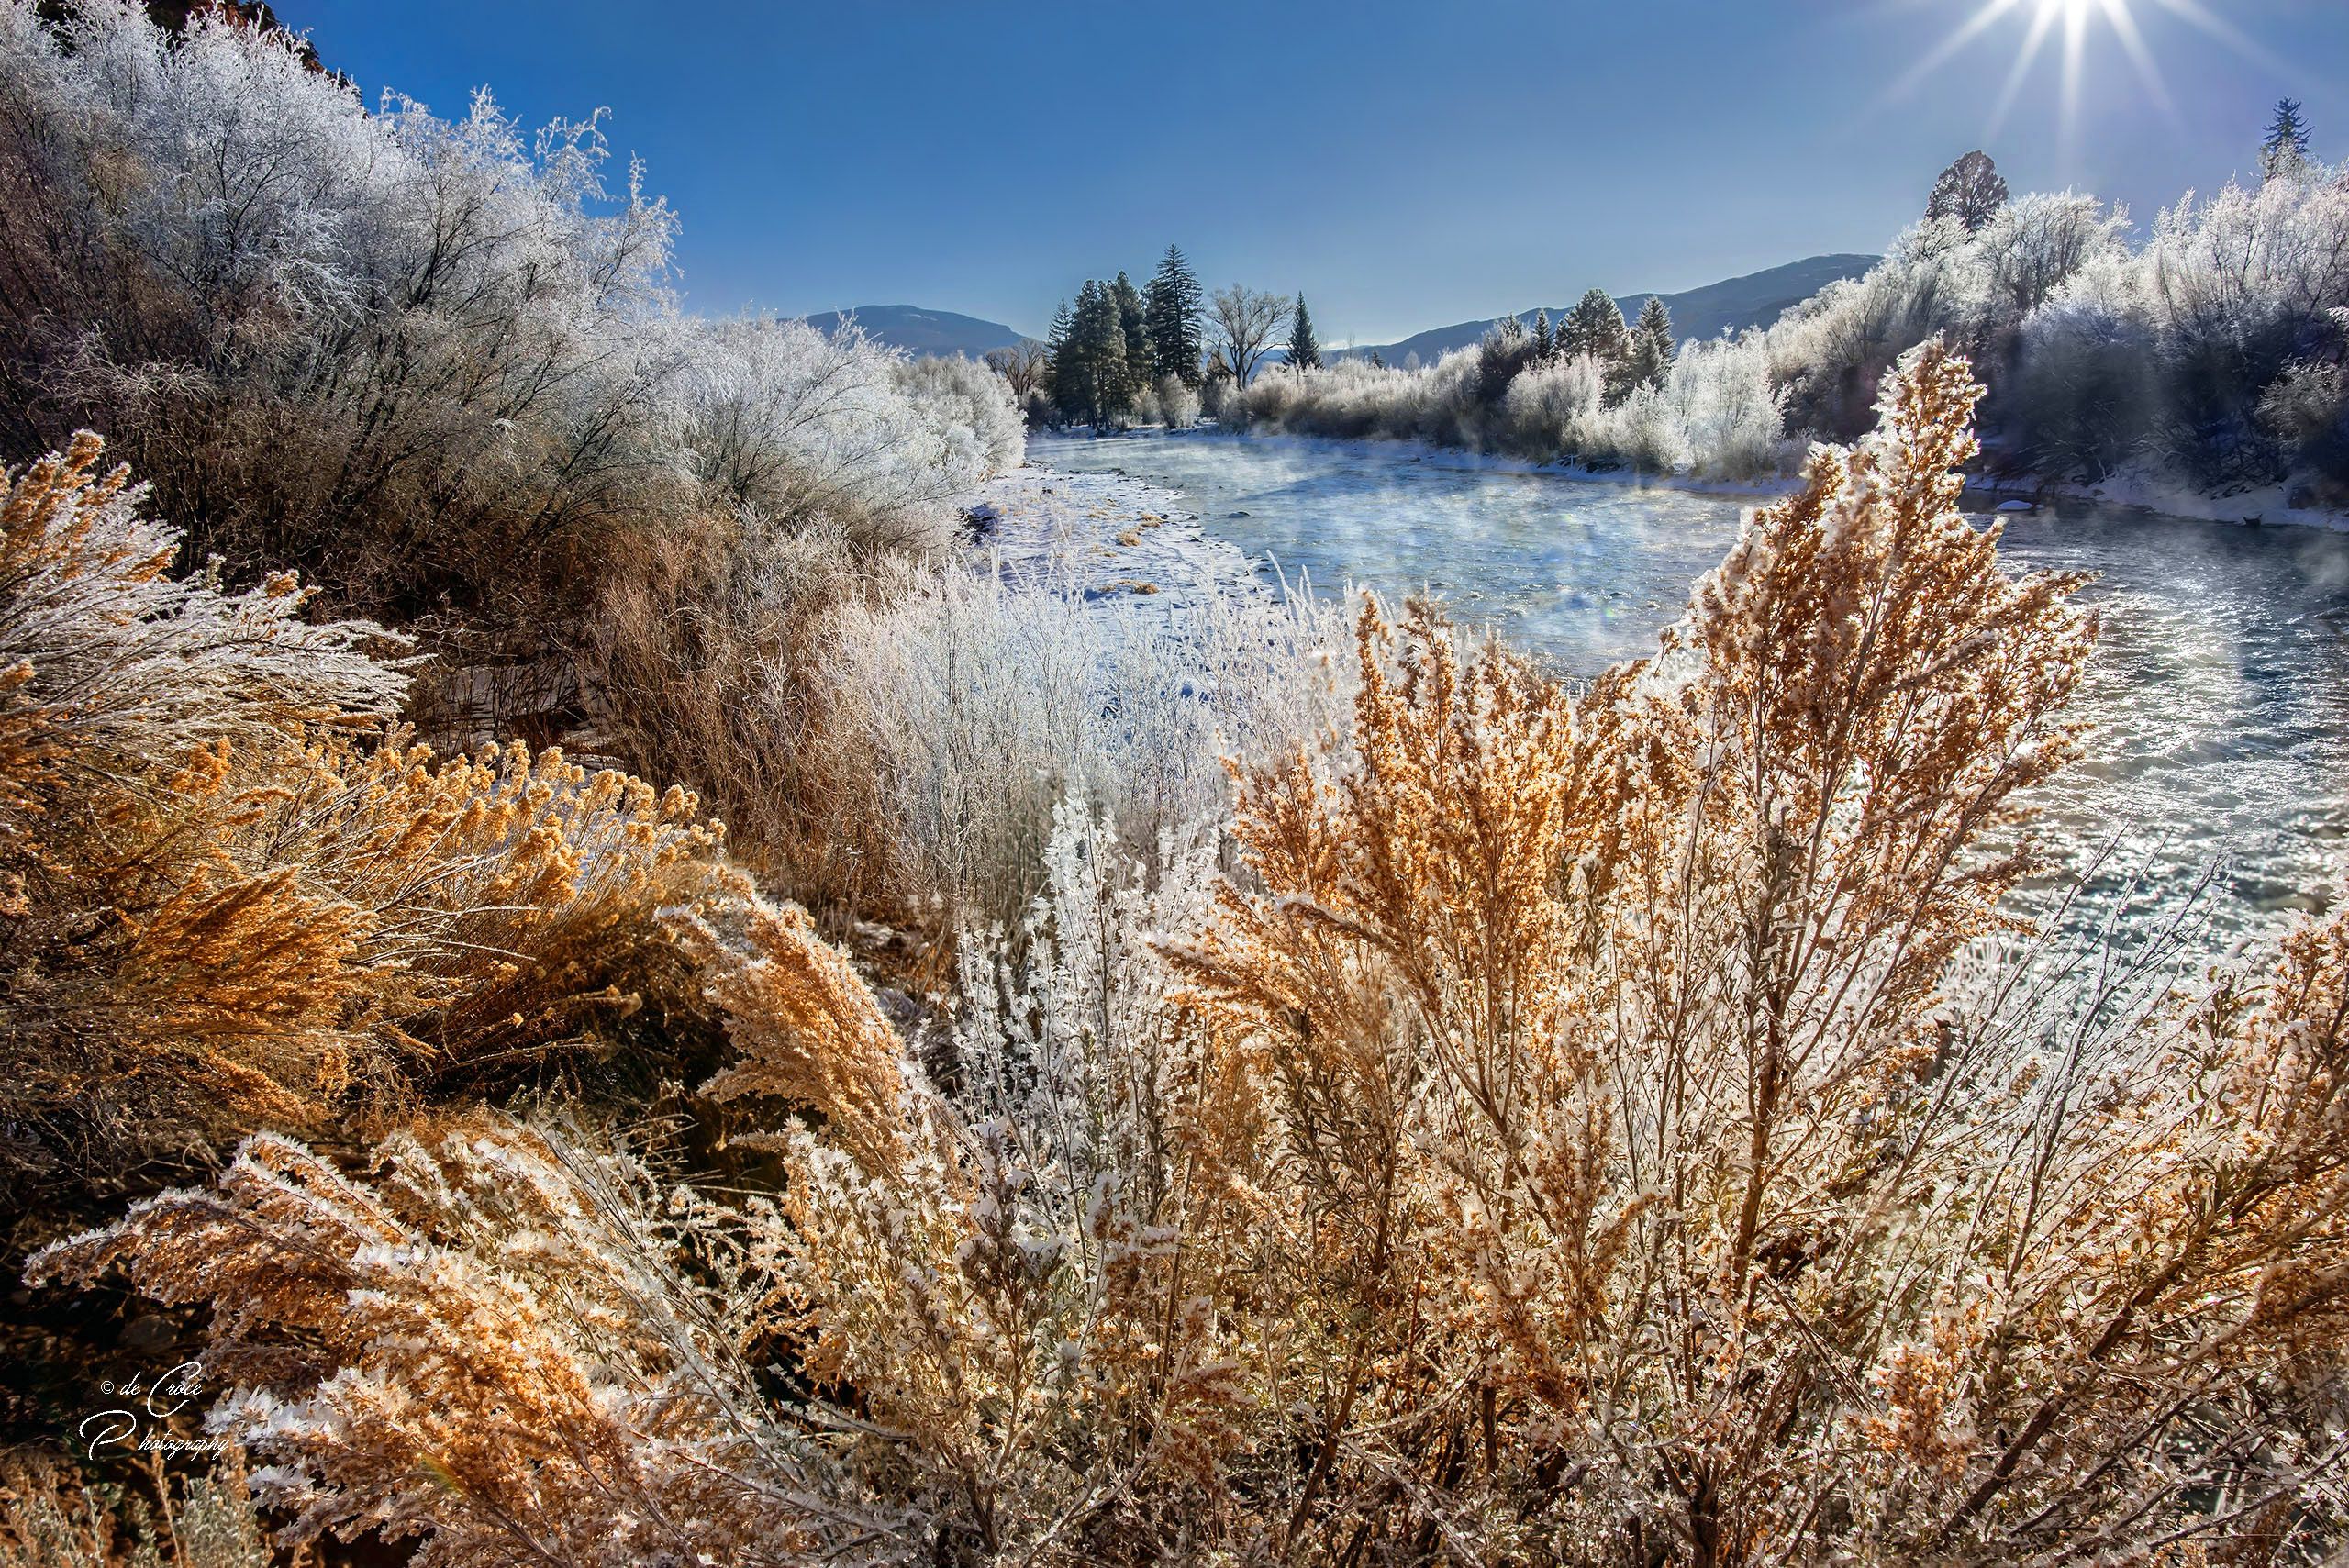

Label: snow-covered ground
[2050,471,2349,533]
[959,462,1261,611]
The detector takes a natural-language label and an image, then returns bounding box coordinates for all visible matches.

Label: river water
[1033,429,2349,936]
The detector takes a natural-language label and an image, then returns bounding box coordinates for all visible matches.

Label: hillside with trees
[1338,254,1883,368]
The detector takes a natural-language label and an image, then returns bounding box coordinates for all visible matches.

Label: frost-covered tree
[1925,149,2009,232]
[1626,294,1675,389]
[1561,286,1631,365]
[1144,244,1205,388]
[1286,293,1321,370]
[1041,295,1075,418]
[1475,315,1535,403]
[2264,97,2313,183]
[1977,190,2131,317]
[1531,307,1554,361]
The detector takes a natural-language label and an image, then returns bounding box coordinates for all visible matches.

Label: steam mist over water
[1036,430,2349,940]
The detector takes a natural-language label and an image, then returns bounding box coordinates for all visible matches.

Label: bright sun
[1890,0,2281,143]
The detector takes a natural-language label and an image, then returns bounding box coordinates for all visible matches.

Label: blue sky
[279,1,2348,344]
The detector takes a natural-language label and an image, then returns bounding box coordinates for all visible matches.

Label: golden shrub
[0,437,739,1200]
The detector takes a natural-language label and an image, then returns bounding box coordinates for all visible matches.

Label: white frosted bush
[1665,336,1787,478]
[0,0,1019,573]
[1152,373,1201,428]
[895,352,1027,476]
[1979,191,2132,317]
[811,567,1350,924]
[1501,355,1602,456]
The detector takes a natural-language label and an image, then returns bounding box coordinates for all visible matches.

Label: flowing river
[1033,429,2349,939]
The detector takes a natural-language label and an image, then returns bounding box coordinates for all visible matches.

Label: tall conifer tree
[1561,288,1631,365]
[1111,271,1152,396]
[1066,280,1130,428]
[1287,294,1321,371]
[1626,295,1675,390]
[2263,99,2314,182]
[1042,297,1074,421]
[1144,245,1206,389]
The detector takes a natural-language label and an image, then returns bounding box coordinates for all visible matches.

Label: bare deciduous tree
[983,341,1049,399]
[1208,284,1290,384]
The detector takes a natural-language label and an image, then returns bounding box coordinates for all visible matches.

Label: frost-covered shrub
[0,0,1019,783]
[1609,382,1692,473]
[1151,372,1201,428]
[1231,348,1508,452]
[661,323,1018,557]
[1664,335,1788,478]
[805,566,1349,925]
[0,436,740,1199]
[1241,336,1787,479]
[893,351,1027,487]
[1500,353,1603,456]
[0,1451,275,1568]
[0,1,680,606]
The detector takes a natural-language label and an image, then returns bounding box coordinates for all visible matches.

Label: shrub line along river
[1031,428,2349,941]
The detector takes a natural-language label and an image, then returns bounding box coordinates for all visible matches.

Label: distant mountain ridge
[800,305,1035,358]
[1334,254,1881,366]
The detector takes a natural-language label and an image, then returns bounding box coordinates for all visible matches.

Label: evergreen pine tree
[1144,245,1207,389]
[1287,294,1321,371]
[1561,288,1631,365]
[1042,297,1074,423]
[1112,271,1152,395]
[1067,280,1130,428]
[1476,317,1534,404]
[1625,295,1675,391]
[1367,349,1386,370]
[1531,309,1553,362]
[2263,99,2314,182]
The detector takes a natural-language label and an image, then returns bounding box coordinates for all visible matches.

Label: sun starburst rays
[1890,0,2282,147]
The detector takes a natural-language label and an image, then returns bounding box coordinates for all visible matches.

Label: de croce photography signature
[77,1361,229,1461]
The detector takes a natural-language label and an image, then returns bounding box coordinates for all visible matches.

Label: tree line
[992,246,1321,428]
[1470,287,1679,406]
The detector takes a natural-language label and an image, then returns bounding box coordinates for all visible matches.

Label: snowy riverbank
[960,462,1264,610]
